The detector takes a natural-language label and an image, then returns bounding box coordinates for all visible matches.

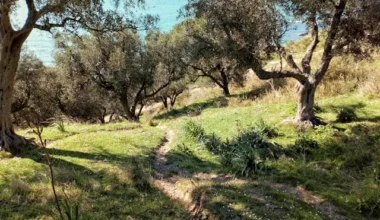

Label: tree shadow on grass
[191,182,330,219]
[165,149,224,175]
[323,101,380,122]
[232,83,273,100]
[0,147,190,220]
[271,123,380,218]
[154,96,229,120]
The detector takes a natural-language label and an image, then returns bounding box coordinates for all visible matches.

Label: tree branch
[252,66,307,83]
[0,5,14,34]
[34,17,79,32]
[144,80,171,99]
[315,0,347,83]
[301,13,319,74]
[187,63,224,88]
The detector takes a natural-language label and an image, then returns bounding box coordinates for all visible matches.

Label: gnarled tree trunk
[0,32,30,153]
[295,81,323,125]
[120,100,140,122]
[220,70,230,96]
[161,96,168,109]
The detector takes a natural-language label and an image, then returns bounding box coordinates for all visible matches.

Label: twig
[33,122,64,220]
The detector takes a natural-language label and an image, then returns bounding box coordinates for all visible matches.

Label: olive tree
[64,31,180,121]
[12,53,59,126]
[12,53,44,114]
[187,0,379,125]
[0,0,145,153]
[182,18,243,96]
[147,29,191,109]
[157,78,189,109]
[54,38,117,124]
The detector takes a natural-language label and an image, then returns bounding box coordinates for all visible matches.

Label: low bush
[177,143,194,156]
[224,130,283,176]
[193,126,284,177]
[288,135,319,159]
[313,102,323,113]
[201,133,224,154]
[148,120,159,127]
[336,107,358,123]
[182,120,205,140]
[253,118,279,138]
[131,159,152,192]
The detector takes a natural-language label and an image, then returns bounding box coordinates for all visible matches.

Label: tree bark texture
[0,32,31,153]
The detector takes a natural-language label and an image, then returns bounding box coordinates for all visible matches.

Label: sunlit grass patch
[17,121,140,141]
[162,92,380,218]
[1,125,188,219]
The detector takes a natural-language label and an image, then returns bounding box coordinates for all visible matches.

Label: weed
[201,133,224,154]
[253,118,279,138]
[54,119,67,133]
[288,135,319,161]
[313,102,323,113]
[225,130,283,176]
[336,107,358,123]
[32,121,82,220]
[182,120,205,140]
[149,120,159,127]
[177,143,194,156]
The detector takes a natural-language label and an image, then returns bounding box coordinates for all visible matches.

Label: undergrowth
[182,120,284,176]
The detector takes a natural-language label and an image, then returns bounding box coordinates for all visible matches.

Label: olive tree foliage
[62,30,183,122]
[186,0,379,125]
[181,18,244,96]
[0,0,146,152]
[337,0,380,54]
[12,53,59,126]
[147,29,192,109]
[55,37,119,124]
[157,77,191,109]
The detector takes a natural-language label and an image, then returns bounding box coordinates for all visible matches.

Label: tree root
[0,130,29,154]
[283,116,327,128]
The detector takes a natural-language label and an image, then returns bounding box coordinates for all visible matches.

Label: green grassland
[158,93,380,219]
[1,125,188,219]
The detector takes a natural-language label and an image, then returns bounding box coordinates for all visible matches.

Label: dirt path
[153,127,347,220]
[153,128,204,218]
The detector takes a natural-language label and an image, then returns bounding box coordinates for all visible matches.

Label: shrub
[201,133,224,154]
[253,118,279,138]
[222,130,283,177]
[182,120,205,140]
[336,107,358,123]
[341,150,374,171]
[177,143,194,156]
[148,120,159,127]
[184,121,284,177]
[54,119,66,133]
[288,135,319,159]
[131,159,151,192]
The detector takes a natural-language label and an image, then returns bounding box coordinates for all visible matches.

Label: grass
[192,182,328,219]
[17,121,140,141]
[158,93,380,219]
[1,123,188,219]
